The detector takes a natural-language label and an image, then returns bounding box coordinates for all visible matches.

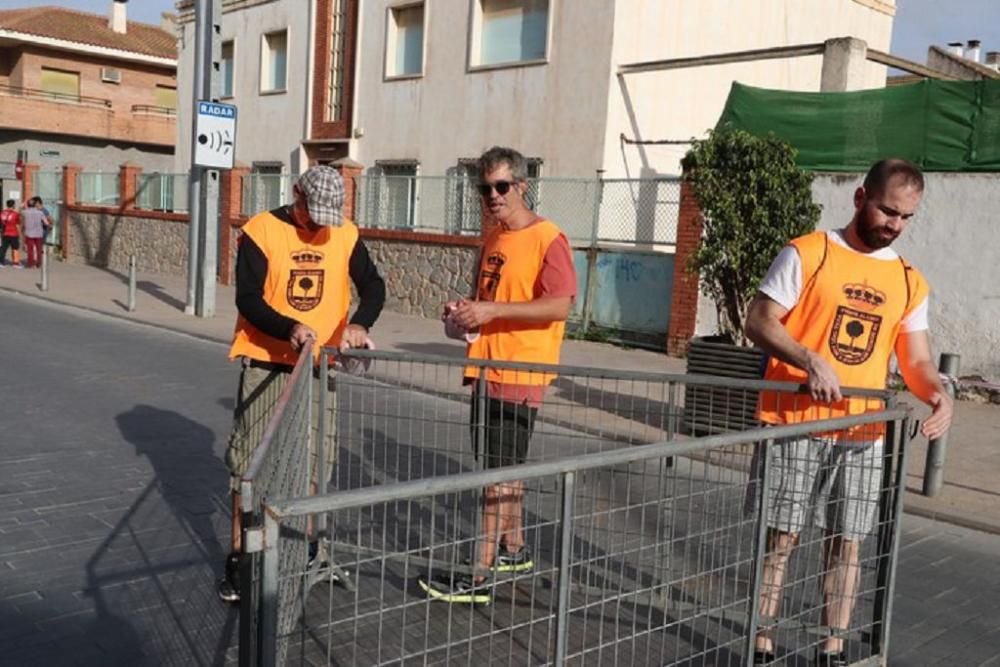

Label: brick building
[0,1,178,202]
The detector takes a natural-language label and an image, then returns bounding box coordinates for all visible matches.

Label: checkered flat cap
[297,166,345,227]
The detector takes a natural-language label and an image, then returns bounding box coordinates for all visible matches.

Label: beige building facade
[353,0,895,178]
[175,0,897,180]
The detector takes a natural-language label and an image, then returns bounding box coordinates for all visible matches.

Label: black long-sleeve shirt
[235,206,385,341]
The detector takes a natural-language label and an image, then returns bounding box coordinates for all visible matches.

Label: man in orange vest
[218,165,385,603]
[419,146,577,604]
[745,159,952,666]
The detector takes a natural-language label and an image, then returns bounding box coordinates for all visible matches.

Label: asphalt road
[0,292,997,666]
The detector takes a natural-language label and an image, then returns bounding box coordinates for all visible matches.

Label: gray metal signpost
[185,0,228,318]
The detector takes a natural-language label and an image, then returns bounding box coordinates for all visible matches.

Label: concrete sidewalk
[1,258,997,533]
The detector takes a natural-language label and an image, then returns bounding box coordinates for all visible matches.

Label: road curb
[0,284,231,348]
[901,498,1000,536]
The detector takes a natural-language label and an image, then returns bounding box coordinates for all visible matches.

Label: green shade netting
[716,79,1000,172]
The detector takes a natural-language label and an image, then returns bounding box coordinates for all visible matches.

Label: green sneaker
[494,546,534,574]
[418,572,492,604]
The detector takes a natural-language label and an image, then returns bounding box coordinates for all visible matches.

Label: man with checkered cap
[219,165,385,603]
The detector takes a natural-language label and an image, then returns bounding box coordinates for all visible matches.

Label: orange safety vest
[465,219,567,386]
[229,211,358,364]
[758,231,929,437]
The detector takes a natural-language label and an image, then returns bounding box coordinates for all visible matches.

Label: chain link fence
[351,175,680,246]
[226,172,681,248]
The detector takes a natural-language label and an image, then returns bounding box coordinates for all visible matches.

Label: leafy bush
[682,128,821,346]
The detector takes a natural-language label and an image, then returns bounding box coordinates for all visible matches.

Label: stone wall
[64,206,481,322]
[66,207,189,276]
[364,237,479,318]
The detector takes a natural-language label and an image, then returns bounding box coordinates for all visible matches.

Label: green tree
[682,128,821,346]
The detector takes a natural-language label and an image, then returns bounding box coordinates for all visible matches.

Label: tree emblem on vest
[287,269,324,311]
[829,282,886,365]
[478,251,507,302]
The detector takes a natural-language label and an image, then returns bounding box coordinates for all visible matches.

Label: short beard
[855,208,898,250]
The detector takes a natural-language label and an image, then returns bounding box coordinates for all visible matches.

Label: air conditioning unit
[101,67,122,84]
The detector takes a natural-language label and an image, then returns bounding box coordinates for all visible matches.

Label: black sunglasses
[476,180,515,197]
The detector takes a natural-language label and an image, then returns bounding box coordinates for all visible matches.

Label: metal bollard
[127,254,137,312]
[40,245,49,292]
[922,353,960,497]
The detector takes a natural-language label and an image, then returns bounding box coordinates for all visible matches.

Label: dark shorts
[469,394,538,469]
[1,236,19,250]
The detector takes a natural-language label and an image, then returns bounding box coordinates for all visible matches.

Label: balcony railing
[0,83,111,109]
[131,104,177,117]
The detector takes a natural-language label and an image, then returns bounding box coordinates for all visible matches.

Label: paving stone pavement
[889,517,1000,666]
[0,293,239,666]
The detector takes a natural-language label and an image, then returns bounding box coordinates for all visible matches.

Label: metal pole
[317,349,329,497]
[872,414,912,656]
[259,512,280,667]
[196,168,219,316]
[40,244,49,292]
[472,372,488,565]
[185,0,209,314]
[922,353,959,497]
[580,247,598,334]
[314,349,331,582]
[745,438,772,666]
[879,415,915,659]
[554,471,576,666]
[127,254,137,312]
[186,0,220,317]
[590,169,603,247]
[185,169,202,315]
[580,171,604,334]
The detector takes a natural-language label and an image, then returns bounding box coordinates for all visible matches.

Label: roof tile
[0,5,176,60]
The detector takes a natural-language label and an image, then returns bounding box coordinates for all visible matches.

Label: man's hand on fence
[451,300,496,330]
[289,323,317,352]
[806,351,843,403]
[340,323,369,349]
[921,391,954,440]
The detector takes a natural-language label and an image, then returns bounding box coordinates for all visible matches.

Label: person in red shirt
[420,146,577,604]
[0,200,21,267]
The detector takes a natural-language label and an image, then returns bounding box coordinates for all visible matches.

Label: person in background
[21,197,48,269]
[0,199,21,267]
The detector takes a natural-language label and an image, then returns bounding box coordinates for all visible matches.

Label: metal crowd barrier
[239,348,912,667]
[237,340,319,667]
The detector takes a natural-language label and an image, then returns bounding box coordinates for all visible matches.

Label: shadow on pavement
[100,266,187,312]
[63,403,239,666]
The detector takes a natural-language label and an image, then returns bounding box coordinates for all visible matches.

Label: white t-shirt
[758,229,929,332]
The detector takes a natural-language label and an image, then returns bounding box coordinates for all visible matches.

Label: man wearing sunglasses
[420,146,576,604]
[744,158,952,666]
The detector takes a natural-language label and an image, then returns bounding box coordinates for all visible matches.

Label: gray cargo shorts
[746,435,884,542]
